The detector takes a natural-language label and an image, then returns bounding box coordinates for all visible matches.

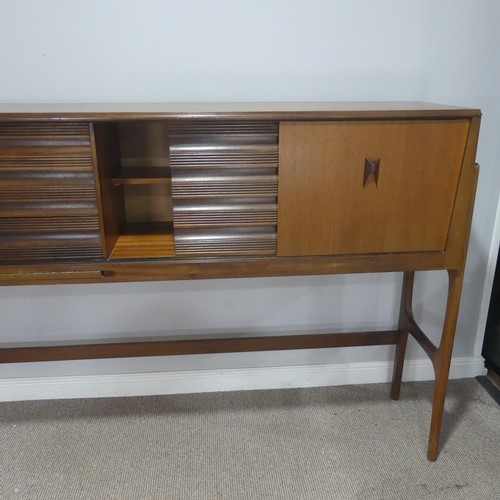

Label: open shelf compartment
[94,121,175,259]
[93,119,279,260]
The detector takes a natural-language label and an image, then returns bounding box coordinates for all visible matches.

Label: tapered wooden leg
[391,331,409,400]
[390,271,414,400]
[427,270,464,461]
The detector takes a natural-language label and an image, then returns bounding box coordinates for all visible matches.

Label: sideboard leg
[391,271,414,400]
[427,269,464,461]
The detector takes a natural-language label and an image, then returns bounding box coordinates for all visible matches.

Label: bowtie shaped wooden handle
[363,158,381,187]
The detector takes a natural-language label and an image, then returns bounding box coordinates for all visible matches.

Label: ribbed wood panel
[0,185,99,217]
[0,122,102,263]
[0,185,98,201]
[174,228,276,256]
[170,121,278,256]
[170,147,278,169]
[171,169,278,198]
[169,121,278,136]
[0,205,98,218]
[173,199,277,227]
[0,172,94,184]
[0,148,94,173]
[0,240,103,262]
[0,216,100,233]
[0,122,90,145]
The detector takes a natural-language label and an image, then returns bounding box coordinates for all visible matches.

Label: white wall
[1,0,499,399]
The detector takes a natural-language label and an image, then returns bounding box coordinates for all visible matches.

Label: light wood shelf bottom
[109,223,175,259]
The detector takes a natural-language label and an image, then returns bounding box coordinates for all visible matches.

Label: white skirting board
[0,356,486,402]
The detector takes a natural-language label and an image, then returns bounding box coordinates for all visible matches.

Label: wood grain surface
[277,120,470,256]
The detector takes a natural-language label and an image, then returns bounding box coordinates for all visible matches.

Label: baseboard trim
[0,356,486,402]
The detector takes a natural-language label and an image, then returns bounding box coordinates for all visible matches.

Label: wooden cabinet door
[277,120,470,256]
[0,123,103,264]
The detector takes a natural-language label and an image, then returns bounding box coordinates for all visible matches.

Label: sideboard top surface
[0,101,481,122]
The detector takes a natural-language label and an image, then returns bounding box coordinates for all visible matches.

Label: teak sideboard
[0,102,481,460]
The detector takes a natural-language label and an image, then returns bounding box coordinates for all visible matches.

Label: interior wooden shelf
[109,222,175,259]
[111,167,171,186]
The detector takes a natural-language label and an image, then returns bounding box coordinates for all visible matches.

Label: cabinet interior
[94,121,174,259]
[93,120,279,260]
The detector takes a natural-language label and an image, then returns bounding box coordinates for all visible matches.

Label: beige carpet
[0,378,498,500]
